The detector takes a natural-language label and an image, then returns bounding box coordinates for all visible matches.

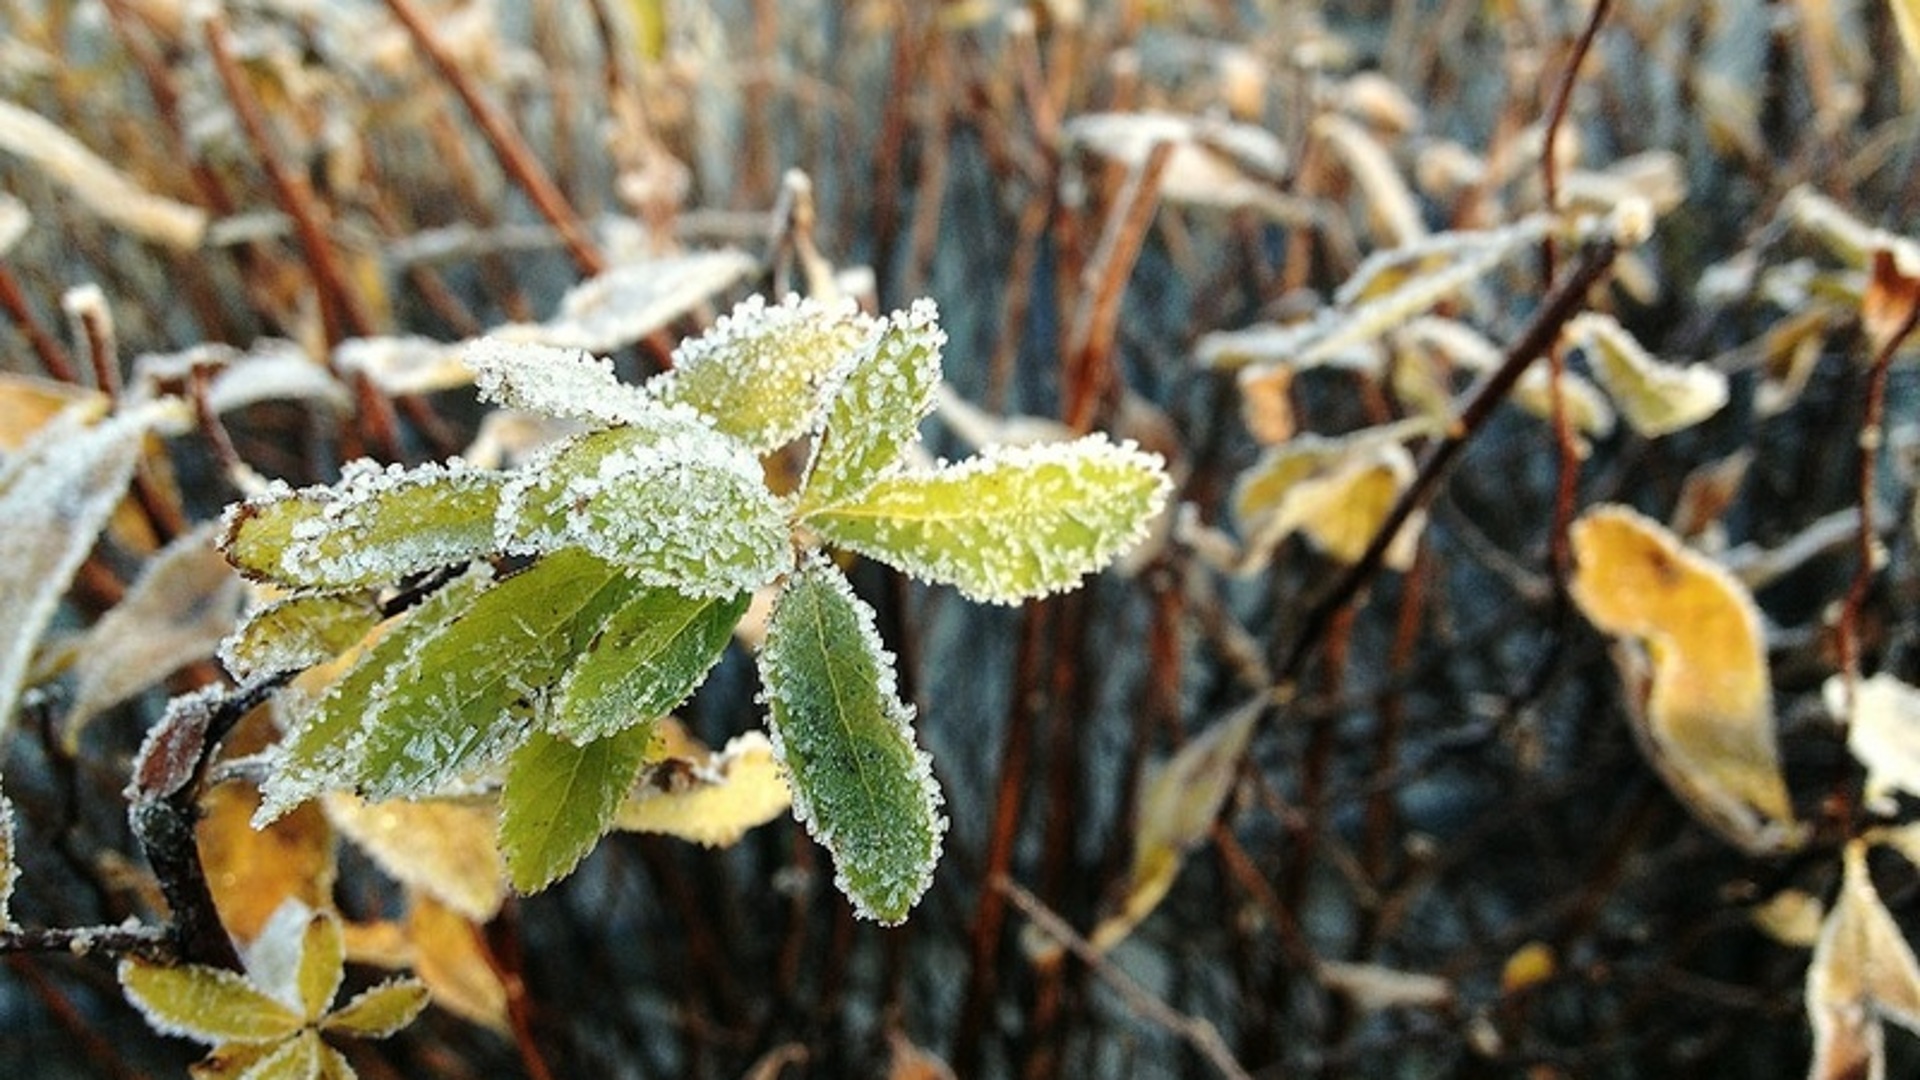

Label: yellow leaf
[1231,429,1425,572]
[1892,0,1920,75]
[0,373,108,450]
[118,959,304,1046]
[1090,703,1259,952]
[324,793,505,922]
[614,726,791,847]
[1568,506,1799,853]
[1751,889,1826,948]
[1564,314,1727,437]
[405,894,509,1033]
[1501,941,1557,995]
[196,783,336,945]
[323,978,430,1038]
[1808,841,1920,1079]
[294,912,344,1021]
[1863,247,1920,357]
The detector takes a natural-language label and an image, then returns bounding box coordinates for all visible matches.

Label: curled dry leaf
[1089,702,1259,953]
[1317,961,1453,1013]
[1229,425,1429,573]
[1806,841,1920,1080]
[1827,674,1920,815]
[488,250,757,353]
[1564,314,1727,437]
[0,98,206,248]
[1568,506,1800,854]
[62,524,246,744]
[1863,248,1920,356]
[615,723,792,847]
[1063,112,1295,218]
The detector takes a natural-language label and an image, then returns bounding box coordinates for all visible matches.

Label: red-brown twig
[382,0,607,278]
[1837,294,1920,691]
[1538,0,1614,287]
[0,263,77,382]
[1063,139,1175,433]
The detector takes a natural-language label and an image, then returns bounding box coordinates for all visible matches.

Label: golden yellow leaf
[196,782,336,945]
[1829,674,1920,814]
[1090,703,1259,953]
[1236,365,1296,445]
[1892,0,1920,75]
[405,894,509,1033]
[1565,314,1727,437]
[1751,889,1826,948]
[614,726,791,848]
[323,794,505,922]
[0,373,108,450]
[1501,941,1556,995]
[1232,430,1425,572]
[1808,841,1920,1080]
[1568,505,1799,853]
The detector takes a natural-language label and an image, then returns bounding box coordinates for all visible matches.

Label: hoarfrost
[488,250,757,353]
[334,336,472,397]
[0,402,163,741]
[801,298,947,510]
[0,782,15,928]
[463,337,656,428]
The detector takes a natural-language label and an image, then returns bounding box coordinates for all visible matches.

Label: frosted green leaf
[500,421,790,599]
[649,294,878,452]
[0,783,15,929]
[219,591,384,683]
[798,299,946,511]
[221,459,506,590]
[548,588,749,744]
[258,565,497,824]
[806,436,1172,604]
[321,978,430,1039]
[500,724,656,893]
[757,558,945,924]
[62,523,246,744]
[464,337,657,428]
[341,549,647,804]
[117,959,303,1045]
[0,403,158,741]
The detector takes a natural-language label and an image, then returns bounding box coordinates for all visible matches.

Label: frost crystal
[649,293,878,452]
[800,298,947,510]
[464,337,658,428]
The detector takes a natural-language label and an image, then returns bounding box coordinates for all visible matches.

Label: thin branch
[1277,238,1620,685]
[382,0,607,278]
[0,262,77,381]
[994,874,1256,1080]
[1063,139,1175,433]
[1538,0,1614,286]
[0,923,173,962]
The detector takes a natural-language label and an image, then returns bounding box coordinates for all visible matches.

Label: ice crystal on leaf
[464,337,657,428]
[222,459,506,590]
[220,591,384,684]
[806,436,1172,604]
[799,298,946,511]
[650,293,878,453]
[757,557,947,924]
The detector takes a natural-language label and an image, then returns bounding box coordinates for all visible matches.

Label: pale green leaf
[500,724,656,893]
[463,338,656,428]
[258,565,497,824]
[341,549,645,803]
[0,402,162,741]
[322,978,430,1039]
[118,959,303,1046]
[548,588,749,744]
[1565,313,1727,437]
[806,436,1171,604]
[221,460,506,589]
[798,299,945,511]
[649,294,877,452]
[757,558,945,924]
[499,420,790,599]
[219,592,384,683]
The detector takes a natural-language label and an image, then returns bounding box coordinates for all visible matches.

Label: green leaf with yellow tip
[798,299,945,511]
[259,564,498,824]
[219,591,384,682]
[547,588,749,744]
[757,558,945,924]
[805,436,1171,604]
[650,294,878,452]
[117,959,303,1045]
[341,549,646,803]
[500,723,656,893]
[221,460,507,590]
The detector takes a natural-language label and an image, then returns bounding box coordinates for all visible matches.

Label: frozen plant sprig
[219,295,1171,921]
